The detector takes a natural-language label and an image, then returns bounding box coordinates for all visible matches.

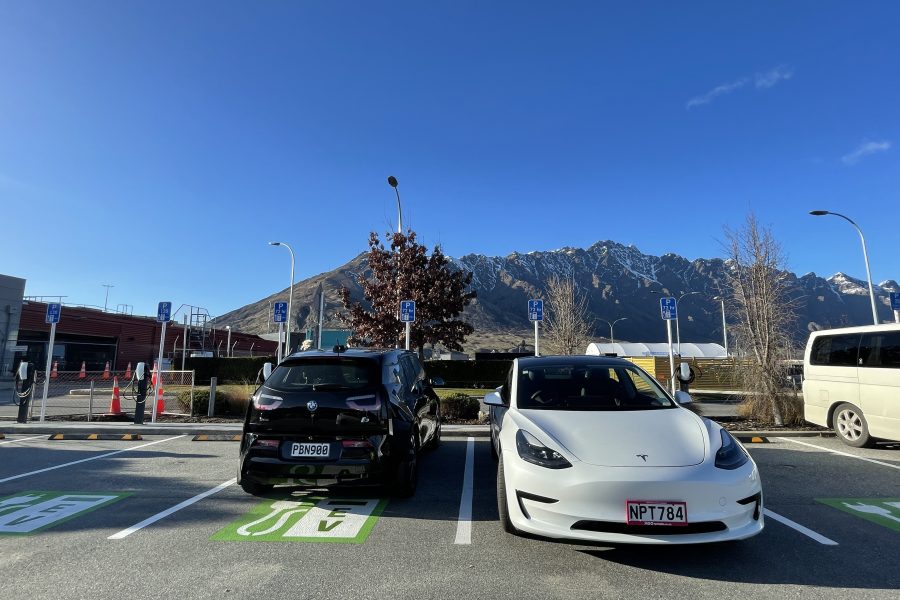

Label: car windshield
[265,358,379,392]
[516,363,674,411]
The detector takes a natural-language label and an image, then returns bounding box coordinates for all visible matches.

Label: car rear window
[265,358,379,392]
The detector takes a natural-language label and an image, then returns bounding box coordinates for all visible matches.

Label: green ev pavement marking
[0,491,127,535]
[817,498,900,533]
[212,495,388,543]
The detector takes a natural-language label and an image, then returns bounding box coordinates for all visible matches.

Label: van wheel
[834,403,874,448]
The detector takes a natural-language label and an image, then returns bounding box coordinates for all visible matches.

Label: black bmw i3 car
[237,346,442,497]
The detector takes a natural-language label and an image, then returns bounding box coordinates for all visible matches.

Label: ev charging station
[14,359,36,423]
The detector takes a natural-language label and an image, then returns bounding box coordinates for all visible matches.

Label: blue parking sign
[659,297,677,320]
[528,299,543,322]
[45,303,61,324]
[400,300,416,323]
[273,302,288,323]
[891,292,900,312]
[157,301,172,323]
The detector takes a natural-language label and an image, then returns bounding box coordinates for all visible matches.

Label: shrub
[178,389,227,416]
[441,393,481,420]
[737,391,804,426]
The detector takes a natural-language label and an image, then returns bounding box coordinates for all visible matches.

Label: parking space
[1,434,899,598]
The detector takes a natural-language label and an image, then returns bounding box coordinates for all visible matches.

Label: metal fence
[5,370,195,421]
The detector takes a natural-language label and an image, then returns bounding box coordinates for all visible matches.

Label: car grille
[571,520,727,535]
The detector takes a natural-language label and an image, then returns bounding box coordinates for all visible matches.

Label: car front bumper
[503,450,764,544]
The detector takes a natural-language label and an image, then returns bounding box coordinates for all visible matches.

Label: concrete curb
[1,422,834,440]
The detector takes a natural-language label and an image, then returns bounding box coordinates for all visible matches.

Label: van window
[810,335,859,366]
[860,332,900,369]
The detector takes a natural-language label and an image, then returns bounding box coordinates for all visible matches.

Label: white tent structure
[585,342,727,358]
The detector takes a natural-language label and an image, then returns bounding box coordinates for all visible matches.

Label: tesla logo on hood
[307,400,318,413]
[636,454,648,462]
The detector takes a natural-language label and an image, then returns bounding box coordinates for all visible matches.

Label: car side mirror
[674,390,693,405]
[484,391,504,407]
[429,377,445,387]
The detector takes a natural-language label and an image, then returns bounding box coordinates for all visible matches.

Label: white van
[803,323,900,447]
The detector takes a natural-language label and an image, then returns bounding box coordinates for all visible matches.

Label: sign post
[528,299,543,357]
[39,303,62,422]
[891,292,900,324]
[273,302,287,363]
[400,300,415,351]
[153,302,171,423]
[659,297,678,395]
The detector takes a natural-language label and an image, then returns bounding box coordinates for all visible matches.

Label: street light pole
[225,326,231,358]
[598,317,628,345]
[269,241,296,357]
[388,176,403,348]
[713,296,728,357]
[809,211,879,325]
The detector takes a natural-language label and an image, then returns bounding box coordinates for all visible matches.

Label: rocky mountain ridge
[217,240,899,349]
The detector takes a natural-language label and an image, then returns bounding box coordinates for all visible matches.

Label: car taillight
[253,393,283,411]
[341,440,374,450]
[252,439,280,448]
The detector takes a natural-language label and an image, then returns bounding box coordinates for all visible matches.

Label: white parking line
[0,435,186,484]
[454,437,475,545]
[777,437,900,472]
[108,478,236,539]
[763,508,839,546]
[0,435,45,446]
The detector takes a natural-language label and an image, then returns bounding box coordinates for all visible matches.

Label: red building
[16,301,277,372]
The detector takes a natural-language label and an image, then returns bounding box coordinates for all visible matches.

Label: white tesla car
[485,356,763,544]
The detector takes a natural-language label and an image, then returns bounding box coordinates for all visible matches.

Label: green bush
[177,389,227,416]
[441,393,481,420]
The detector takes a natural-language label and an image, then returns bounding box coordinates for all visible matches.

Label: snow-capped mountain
[217,240,899,345]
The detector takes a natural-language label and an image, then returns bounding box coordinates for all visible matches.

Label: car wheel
[429,415,442,450]
[392,431,419,497]
[490,429,498,462]
[496,454,517,535]
[834,402,874,448]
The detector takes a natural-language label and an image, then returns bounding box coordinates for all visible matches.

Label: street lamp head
[268,241,281,246]
[387,176,398,188]
[809,210,829,216]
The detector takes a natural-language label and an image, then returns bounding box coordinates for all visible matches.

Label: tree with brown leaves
[339,230,476,357]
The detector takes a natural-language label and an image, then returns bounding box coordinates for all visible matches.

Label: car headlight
[715,429,749,470]
[516,430,572,469]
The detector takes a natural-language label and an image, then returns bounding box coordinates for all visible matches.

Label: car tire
[429,415,442,450]
[834,402,874,448]
[238,477,274,497]
[392,431,419,498]
[490,430,498,462]
[496,454,517,535]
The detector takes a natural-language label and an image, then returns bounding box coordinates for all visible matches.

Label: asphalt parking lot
[1,434,899,599]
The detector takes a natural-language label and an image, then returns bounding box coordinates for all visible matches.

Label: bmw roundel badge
[306,400,318,413]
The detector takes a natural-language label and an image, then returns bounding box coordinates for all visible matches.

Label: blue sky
[2,1,898,319]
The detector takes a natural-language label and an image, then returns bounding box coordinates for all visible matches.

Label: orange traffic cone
[107,377,123,415]
[102,361,111,380]
[124,362,132,379]
[50,361,58,378]
[151,361,158,387]
[154,386,165,415]
[79,362,86,379]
